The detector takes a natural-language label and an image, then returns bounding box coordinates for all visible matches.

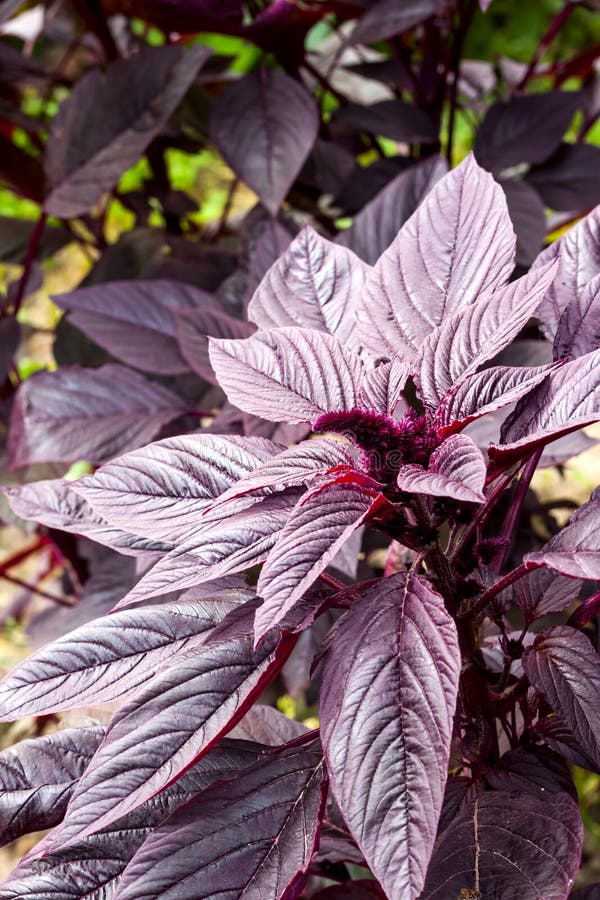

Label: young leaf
[54,280,219,376]
[0,739,264,899]
[435,363,556,435]
[175,307,253,383]
[554,271,600,360]
[0,725,105,847]
[48,631,295,844]
[0,598,237,720]
[417,259,558,408]
[248,225,367,347]
[523,626,600,771]
[3,479,171,556]
[357,154,516,361]
[255,483,380,642]
[359,360,409,415]
[210,68,318,216]
[421,791,583,899]
[45,46,210,217]
[209,327,364,424]
[474,91,580,173]
[396,434,486,503]
[526,491,600,579]
[8,365,186,467]
[337,155,446,265]
[532,205,600,341]
[493,350,600,464]
[73,434,280,543]
[320,573,460,899]
[115,740,327,899]
[210,437,358,509]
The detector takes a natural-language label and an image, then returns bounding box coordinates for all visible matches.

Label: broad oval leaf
[474,91,580,173]
[73,434,280,543]
[0,739,265,900]
[526,142,600,212]
[335,99,437,144]
[357,154,516,361]
[0,725,105,847]
[500,177,546,267]
[45,46,210,217]
[210,68,318,216]
[231,704,309,746]
[320,573,460,899]
[337,155,447,266]
[49,631,295,845]
[350,0,438,44]
[54,280,219,376]
[175,307,253,382]
[248,225,367,347]
[396,434,486,503]
[421,790,583,899]
[417,259,558,408]
[3,479,171,556]
[115,740,327,899]
[8,364,186,467]
[209,327,364,424]
[255,483,380,643]
[493,350,600,465]
[511,567,581,624]
[524,626,600,771]
[0,598,237,720]
[554,271,600,360]
[526,491,600,579]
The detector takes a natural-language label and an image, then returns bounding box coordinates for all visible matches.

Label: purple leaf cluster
[1,3,600,898]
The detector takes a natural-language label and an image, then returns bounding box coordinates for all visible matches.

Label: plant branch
[11,211,47,316]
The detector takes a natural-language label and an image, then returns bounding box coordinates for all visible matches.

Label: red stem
[514,2,576,92]
[464,562,536,619]
[491,448,542,575]
[1,572,74,607]
[11,211,47,316]
[567,589,600,629]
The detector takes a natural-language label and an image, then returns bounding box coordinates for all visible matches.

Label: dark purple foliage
[2,3,600,897]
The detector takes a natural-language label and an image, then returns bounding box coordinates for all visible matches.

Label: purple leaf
[435,363,556,435]
[421,790,583,899]
[210,437,358,509]
[335,99,437,143]
[526,142,600,212]
[350,0,438,44]
[209,327,364,424]
[115,740,327,899]
[320,573,460,899]
[485,745,577,800]
[500,178,546,267]
[255,484,380,642]
[337,155,447,265]
[571,886,600,899]
[114,492,301,608]
[359,360,409,415]
[357,154,516,361]
[554,272,600,360]
[418,260,557,408]
[175,307,253,382]
[45,46,210,217]
[231,704,309,745]
[532,205,600,341]
[526,491,600,579]
[242,216,294,308]
[8,365,186,467]
[474,91,580,173]
[73,434,279,543]
[0,725,104,847]
[511,567,581,623]
[54,280,219,376]
[3,479,171,556]
[493,350,600,464]
[0,598,237,720]
[0,739,264,900]
[0,316,19,383]
[210,68,318,216]
[396,434,486,503]
[248,225,367,347]
[48,630,295,844]
[524,625,600,771]
[310,882,386,899]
